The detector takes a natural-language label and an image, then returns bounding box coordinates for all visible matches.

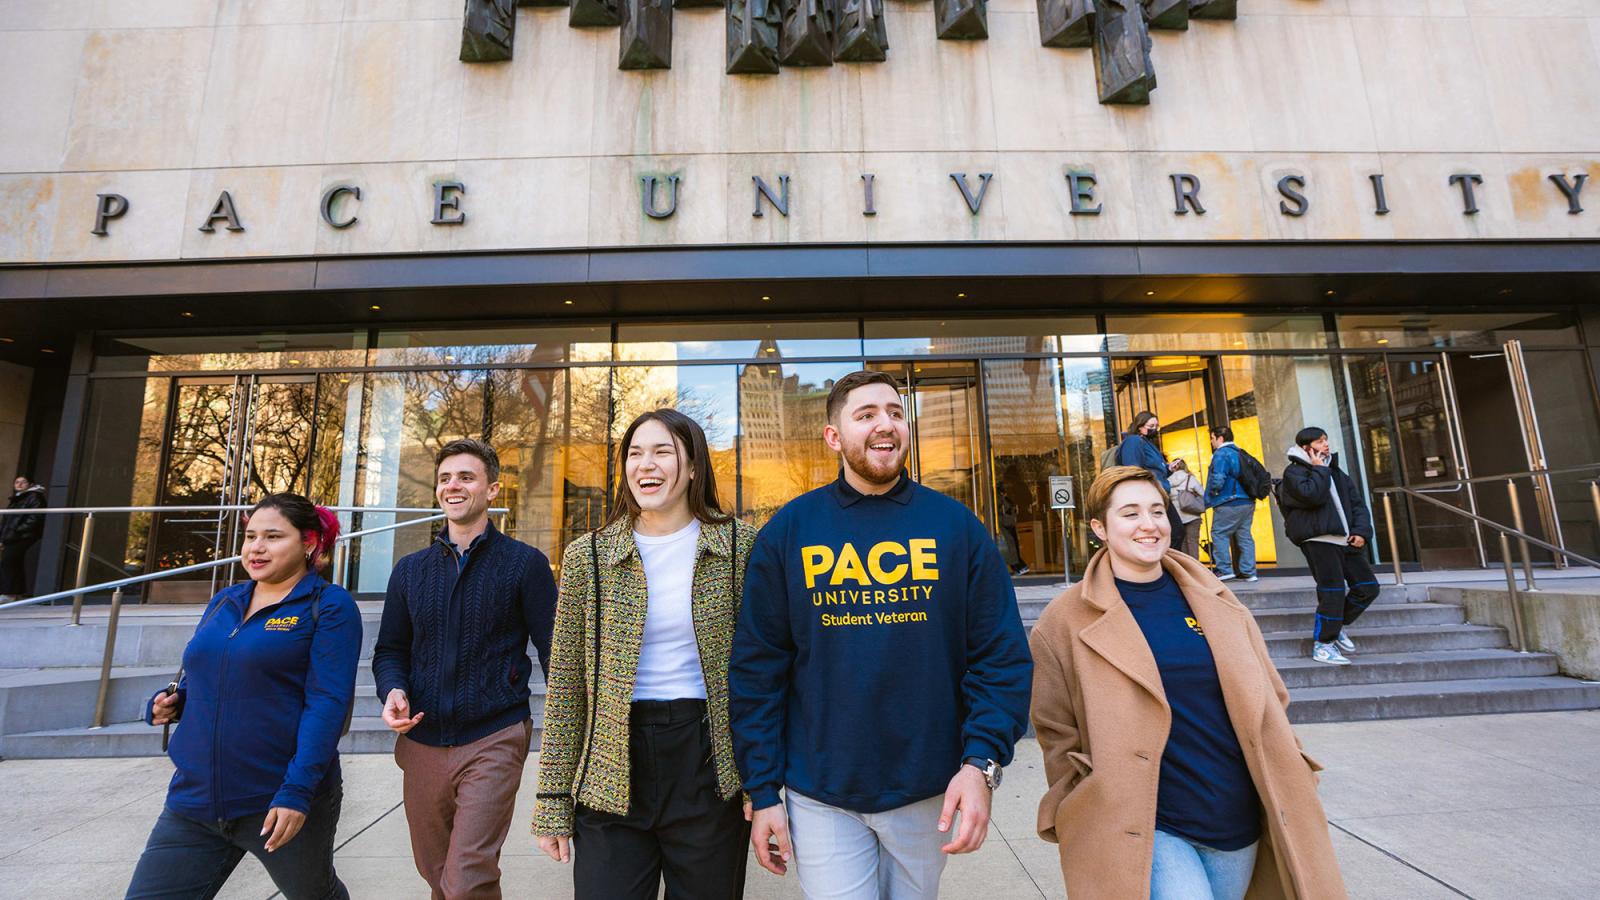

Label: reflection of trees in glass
[246,382,315,501]
[739,362,842,525]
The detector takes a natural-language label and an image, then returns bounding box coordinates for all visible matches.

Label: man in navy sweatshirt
[373,439,556,900]
[731,370,1032,899]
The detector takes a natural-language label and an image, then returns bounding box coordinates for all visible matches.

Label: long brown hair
[605,408,732,528]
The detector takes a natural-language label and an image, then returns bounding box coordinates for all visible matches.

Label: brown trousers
[395,719,533,900]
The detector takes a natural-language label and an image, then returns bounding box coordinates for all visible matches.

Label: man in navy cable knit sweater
[373,438,556,900]
[731,371,1032,899]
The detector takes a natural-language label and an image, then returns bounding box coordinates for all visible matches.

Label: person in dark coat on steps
[0,475,46,600]
[1117,412,1187,554]
[1278,427,1380,668]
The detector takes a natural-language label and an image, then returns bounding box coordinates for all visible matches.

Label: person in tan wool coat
[1030,465,1347,900]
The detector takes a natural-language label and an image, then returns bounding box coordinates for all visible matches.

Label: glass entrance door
[868,360,989,527]
[1110,356,1218,475]
[146,375,318,601]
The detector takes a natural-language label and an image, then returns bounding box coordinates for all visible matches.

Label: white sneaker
[1312,642,1352,666]
[1335,632,1356,654]
[1217,573,1238,582]
[1243,575,1259,583]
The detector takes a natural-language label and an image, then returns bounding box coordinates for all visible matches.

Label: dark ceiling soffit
[4,242,1600,301]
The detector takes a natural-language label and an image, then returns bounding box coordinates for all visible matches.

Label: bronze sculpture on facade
[727,0,783,73]
[462,0,1255,105]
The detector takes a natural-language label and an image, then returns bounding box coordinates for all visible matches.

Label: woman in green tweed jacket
[533,408,757,900]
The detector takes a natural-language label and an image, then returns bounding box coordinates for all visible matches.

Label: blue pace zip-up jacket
[145,572,362,821]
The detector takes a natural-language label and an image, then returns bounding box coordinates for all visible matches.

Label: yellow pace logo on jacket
[263,615,301,632]
[800,540,939,628]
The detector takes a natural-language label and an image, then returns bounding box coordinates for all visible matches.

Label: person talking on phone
[126,493,361,900]
[1279,427,1380,667]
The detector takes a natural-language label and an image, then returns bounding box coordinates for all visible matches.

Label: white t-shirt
[632,519,708,701]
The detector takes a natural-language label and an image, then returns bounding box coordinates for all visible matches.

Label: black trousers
[0,538,35,595]
[1301,541,1381,642]
[573,699,750,900]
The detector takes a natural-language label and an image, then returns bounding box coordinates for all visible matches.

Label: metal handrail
[0,504,504,625]
[0,504,470,515]
[1374,484,1600,654]
[0,509,505,729]
[1381,462,1600,493]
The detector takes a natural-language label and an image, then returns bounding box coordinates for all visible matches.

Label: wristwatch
[963,756,1002,791]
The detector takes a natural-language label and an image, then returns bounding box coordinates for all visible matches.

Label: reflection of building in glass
[738,347,838,523]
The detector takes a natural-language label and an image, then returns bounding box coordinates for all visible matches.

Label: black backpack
[1234,448,1273,501]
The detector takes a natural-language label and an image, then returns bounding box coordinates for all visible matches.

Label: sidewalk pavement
[1,711,1596,899]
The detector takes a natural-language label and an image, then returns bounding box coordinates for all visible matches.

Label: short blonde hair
[1084,465,1170,522]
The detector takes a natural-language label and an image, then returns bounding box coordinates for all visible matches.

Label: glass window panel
[616,320,860,361]
[71,377,170,590]
[371,326,611,366]
[1336,312,1578,349]
[985,357,1112,576]
[738,362,860,526]
[1106,314,1328,352]
[865,318,1102,356]
[349,370,487,592]
[1523,351,1600,557]
[94,332,367,372]
[312,373,363,513]
[490,368,610,565]
[608,365,740,522]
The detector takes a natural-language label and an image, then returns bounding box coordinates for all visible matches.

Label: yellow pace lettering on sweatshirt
[800,540,940,589]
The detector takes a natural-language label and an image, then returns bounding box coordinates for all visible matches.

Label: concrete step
[1263,623,1508,659]
[0,666,173,735]
[1276,648,1560,689]
[0,709,547,759]
[1286,676,1600,724]
[1016,585,1414,623]
[1251,602,1464,634]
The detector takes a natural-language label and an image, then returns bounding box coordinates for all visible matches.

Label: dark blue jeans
[125,782,348,900]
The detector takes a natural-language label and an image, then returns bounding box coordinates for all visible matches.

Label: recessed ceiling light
[760,295,771,301]
[1325,290,1337,297]
[180,311,194,318]
[563,299,573,305]
[1145,291,1156,297]
[957,292,967,299]
[369,304,381,311]
[288,359,302,366]
[1376,338,1390,345]
[0,338,12,344]
[1498,288,1513,295]
[40,348,55,354]
[444,355,455,362]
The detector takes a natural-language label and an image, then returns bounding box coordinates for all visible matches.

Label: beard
[841,433,907,485]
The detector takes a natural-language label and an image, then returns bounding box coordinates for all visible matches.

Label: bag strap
[573,532,603,802]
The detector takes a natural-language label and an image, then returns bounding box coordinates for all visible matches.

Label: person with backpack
[533,409,757,899]
[1204,427,1263,583]
[1279,427,1381,667]
[1113,412,1186,552]
[127,493,361,900]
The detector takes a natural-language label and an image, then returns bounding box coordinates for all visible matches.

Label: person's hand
[536,834,571,863]
[1349,535,1366,549]
[748,803,792,876]
[1311,449,1329,466]
[150,690,180,726]
[382,689,424,734]
[261,807,306,852]
[938,765,992,855]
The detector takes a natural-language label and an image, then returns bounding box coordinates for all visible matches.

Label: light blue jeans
[786,790,949,900]
[1210,501,1257,578]
[1150,829,1259,900]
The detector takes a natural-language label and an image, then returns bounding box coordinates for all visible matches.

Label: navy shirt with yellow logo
[730,471,1033,814]
[1115,572,1261,850]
